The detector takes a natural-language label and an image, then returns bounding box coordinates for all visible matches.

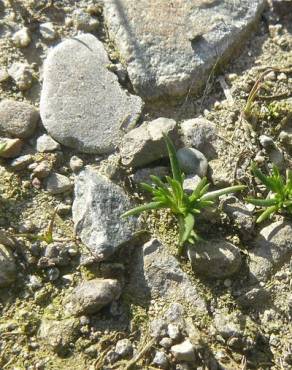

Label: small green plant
[247,163,292,223]
[122,136,245,255]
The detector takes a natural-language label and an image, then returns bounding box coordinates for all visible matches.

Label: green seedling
[247,163,292,223]
[122,136,245,255]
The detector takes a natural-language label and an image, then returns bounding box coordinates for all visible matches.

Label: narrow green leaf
[256,205,278,223]
[140,182,155,193]
[164,135,182,184]
[201,185,246,201]
[122,202,164,218]
[179,213,195,245]
[251,163,275,191]
[189,177,208,201]
[246,197,279,207]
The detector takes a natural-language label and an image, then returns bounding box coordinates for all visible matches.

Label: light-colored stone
[40,34,143,154]
[104,0,265,99]
[12,27,31,48]
[0,100,39,139]
[65,278,121,316]
[120,117,177,168]
[72,166,139,260]
[128,239,206,311]
[10,154,33,171]
[0,138,23,158]
[171,339,196,363]
[183,175,201,194]
[177,147,208,177]
[36,134,61,152]
[152,351,169,369]
[46,173,72,194]
[69,156,84,173]
[181,118,219,160]
[115,339,133,357]
[31,160,52,179]
[8,62,33,90]
[187,239,242,278]
[39,22,57,41]
[249,221,292,282]
[0,244,17,287]
[72,9,99,31]
[38,318,79,355]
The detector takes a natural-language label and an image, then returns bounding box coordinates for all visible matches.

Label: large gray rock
[104,0,265,99]
[127,239,206,311]
[0,244,17,287]
[72,166,139,260]
[65,278,121,316]
[187,239,242,278]
[0,99,39,139]
[120,117,177,168]
[249,221,292,282]
[40,33,143,154]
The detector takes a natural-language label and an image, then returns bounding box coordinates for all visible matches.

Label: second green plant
[122,136,245,255]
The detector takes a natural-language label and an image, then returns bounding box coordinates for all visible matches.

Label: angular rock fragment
[40,34,143,154]
[104,0,265,99]
[249,221,292,282]
[120,117,177,168]
[65,278,121,316]
[73,166,139,260]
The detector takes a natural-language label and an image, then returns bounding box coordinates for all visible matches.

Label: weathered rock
[213,310,244,339]
[72,166,139,260]
[40,33,143,154]
[65,278,121,316]
[177,147,208,176]
[221,196,255,239]
[183,175,201,194]
[128,239,206,311]
[46,173,72,194]
[0,138,23,158]
[131,166,170,186]
[38,318,79,355]
[249,221,292,282]
[0,100,39,139]
[39,22,57,41]
[120,117,177,168]
[69,156,84,173]
[115,339,133,357]
[0,244,17,287]
[208,158,233,186]
[236,287,270,309]
[152,351,169,369]
[187,239,242,278]
[12,27,31,48]
[8,62,33,90]
[181,118,219,159]
[31,160,52,179]
[104,0,265,99]
[36,134,61,152]
[171,339,197,363]
[10,154,33,171]
[72,9,99,31]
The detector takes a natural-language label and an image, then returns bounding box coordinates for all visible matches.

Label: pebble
[8,62,33,90]
[171,339,196,362]
[72,9,99,31]
[168,324,181,340]
[0,68,9,82]
[36,134,61,152]
[152,351,169,369]
[12,27,31,48]
[32,161,52,179]
[277,72,287,81]
[39,22,58,41]
[176,147,208,177]
[46,267,60,281]
[69,155,84,173]
[159,337,173,349]
[115,339,133,357]
[10,154,33,170]
[0,138,23,158]
[46,173,72,194]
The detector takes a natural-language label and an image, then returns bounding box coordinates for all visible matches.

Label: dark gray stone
[73,166,139,260]
[177,147,208,177]
[40,34,143,154]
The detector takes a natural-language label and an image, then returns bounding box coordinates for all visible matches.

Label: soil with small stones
[0,1,291,370]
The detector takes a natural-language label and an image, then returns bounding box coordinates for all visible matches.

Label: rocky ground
[0,0,291,369]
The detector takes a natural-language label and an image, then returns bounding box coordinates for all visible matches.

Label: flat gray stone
[36,134,61,152]
[104,0,265,99]
[72,166,139,260]
[0,99,39,139]
[249,221,292,283]
[127,239,206,311]
[40,33,143,154]
[46,173,72,194]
